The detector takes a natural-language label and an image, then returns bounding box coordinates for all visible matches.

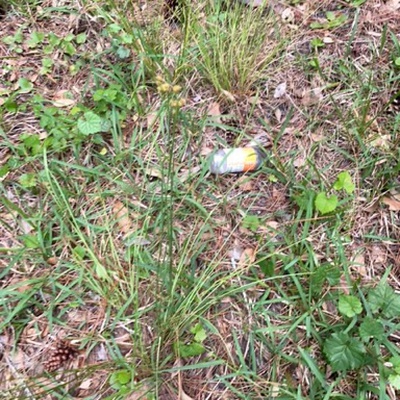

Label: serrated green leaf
[18,78,33,93]
[333,171,355,194]
[368,282,400,318]
[26,31,45,48]
[77,112,103,135]
[315,192,338,214]
[242,215,261,232]
[48,33,61,47]
[191,323,207,343]
[338,295,362,318]
[324,332,366,371]
[116,46,130,59]
[359,317,384,340]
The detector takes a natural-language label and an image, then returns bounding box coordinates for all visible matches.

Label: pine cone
[43,340,78,372]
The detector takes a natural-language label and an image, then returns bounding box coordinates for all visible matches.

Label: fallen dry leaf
[370,134,391,150]
[310,132,324,142]
[112,201,132,233]
[180,390,195,400]
[382,196,400,211]
[53,90,75,107]
[221,89,235,102]
[385,0,400,11]
[207,101,222,123]
[179,166,201,182]
[351,251,367,277]
[239,248,256,268]
[79,379,92,390]
[274,82,287,98]
[236,176,254,192]
[281,8,295,23]
[301,87,323,106]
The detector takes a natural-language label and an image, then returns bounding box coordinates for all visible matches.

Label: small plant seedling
[2,29,24,53]
[315,171,355,214]
[310,12,348,30]
[315,192,338,215]
[174,323,207,359]
[338,295,362,318]
[324,332,366,371]
[310,37,324,49]
[77,111,108,135]
[109,369,132,395]
[333,171,355,194]
[242,215,261,232]
[19,173,37,189]
[18,78,34,94]
[26,31,45,48]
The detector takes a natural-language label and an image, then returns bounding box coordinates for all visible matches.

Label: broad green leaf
[26,31,45,48]
[323,332,366,371]
[310,22,323,29]
[389,374,400,390]
[315,192,338,214]
[75,33,87,44]
[109,370,131,390]
[326,11,336,21]
[258,257,275,277]
[63,42,76,56]
[48,33,61,46]
[390,356,400,374]
[64,33,75,42]
[77,112,103,135]
[338,295,362,318]
[22,234,40,249]
[42,58,53,68]
[116,46,130,59]
[0,165,10,178]
[359,317,384,340]
[395,57,400,67]
[191,323,207,343]
[333,171,355,194]
[174,341,206,358]
[368,282,400,318]
[73,246,86,260]
[19,173,36,188]
[242,215,261,232]
[18,78,33,93]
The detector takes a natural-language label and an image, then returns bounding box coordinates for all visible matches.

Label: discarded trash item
[210,147,264,174]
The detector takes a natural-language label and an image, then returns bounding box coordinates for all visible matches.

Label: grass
[1,0,400,399]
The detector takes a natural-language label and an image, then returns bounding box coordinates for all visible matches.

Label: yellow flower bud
[158,83,171,93]
[172,85,182,93]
